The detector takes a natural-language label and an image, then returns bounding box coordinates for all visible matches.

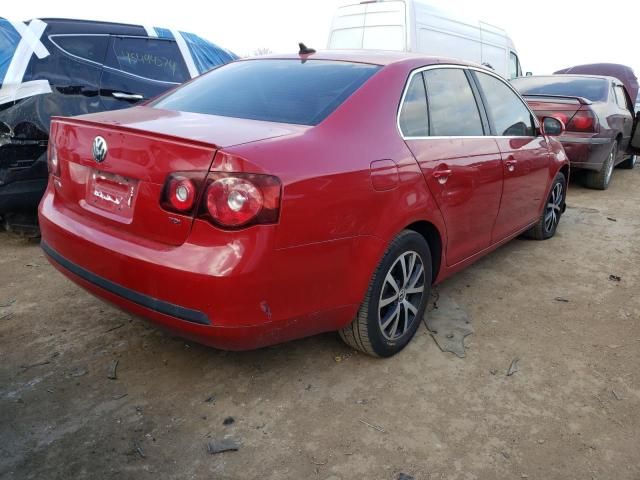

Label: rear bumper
[41,241,210,325]
[42,241,355,350]
[559,136,612,172]
[38,182,367,350]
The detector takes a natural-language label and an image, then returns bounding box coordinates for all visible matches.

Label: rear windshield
[152,59,380,125]
[511,76,608,102]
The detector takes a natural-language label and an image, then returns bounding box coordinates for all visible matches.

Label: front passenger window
[474,71,534,136]
[509,52,520,80]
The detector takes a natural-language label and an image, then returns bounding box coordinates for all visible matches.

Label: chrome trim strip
[559,137,611,145]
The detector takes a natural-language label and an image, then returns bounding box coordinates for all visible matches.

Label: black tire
[584,141,616,190]
[339,230,432,357]
[525,172,566,240]
[618,154,636,170]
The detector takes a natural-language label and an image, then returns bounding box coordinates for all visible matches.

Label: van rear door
[328,1,406,51]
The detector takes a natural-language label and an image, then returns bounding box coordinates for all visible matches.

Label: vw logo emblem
[92,136,108,163]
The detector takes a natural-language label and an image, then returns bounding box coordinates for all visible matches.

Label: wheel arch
[559,163,570,184]
[405,220,443,284]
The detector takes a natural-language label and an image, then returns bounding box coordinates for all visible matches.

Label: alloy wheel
[544,181,563,233]
[378,251,426,341]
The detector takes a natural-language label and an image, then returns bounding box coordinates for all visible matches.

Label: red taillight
[48,140,60,177]
[201,173,281,228]
[566,109,597,133]
[160,170,281,229]
[161,173,202,214]
[205,177,262,227]
[167,176,197,212]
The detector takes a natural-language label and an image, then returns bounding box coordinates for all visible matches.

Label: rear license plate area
[84,170,138,222]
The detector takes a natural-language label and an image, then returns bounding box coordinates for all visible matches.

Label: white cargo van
[327,0,523,79]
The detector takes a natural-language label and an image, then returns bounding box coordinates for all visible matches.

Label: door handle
[505,159,517,172]
[432,169,452,184]
[112,92,144,101]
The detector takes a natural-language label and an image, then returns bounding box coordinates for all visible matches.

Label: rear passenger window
[423,68,484,137]
[475,71,534,136]
[51,35,109,64]
[105,37,189,83]
[399,75,428,137]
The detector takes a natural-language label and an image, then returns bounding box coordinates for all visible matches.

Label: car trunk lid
[73,106,308,149]
[522,94,589,125]
[51,117,217,246]
[50,108,308,246]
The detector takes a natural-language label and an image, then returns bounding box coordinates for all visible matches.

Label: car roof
[250,49,484,68]
[37,17,148,36]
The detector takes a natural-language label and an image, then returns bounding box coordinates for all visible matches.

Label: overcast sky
[4,0,639,78]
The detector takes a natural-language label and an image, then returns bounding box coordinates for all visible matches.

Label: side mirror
[526,71,533,77]
[541,116,565,137]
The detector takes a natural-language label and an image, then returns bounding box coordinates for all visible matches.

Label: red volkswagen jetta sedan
[39,51,569,357]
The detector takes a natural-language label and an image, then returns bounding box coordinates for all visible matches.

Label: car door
[629,111,640,154]
[400,66,504,266]
[42,34,109,116]
[613,83,634,153]
[99,35,189,111]
[471,70,551,242]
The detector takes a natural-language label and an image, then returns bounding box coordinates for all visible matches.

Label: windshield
[153,59,380,126]
[511,76,608,102]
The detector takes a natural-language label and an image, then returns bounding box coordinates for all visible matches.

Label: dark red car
[40,51,570,357]
[512,74,640,190]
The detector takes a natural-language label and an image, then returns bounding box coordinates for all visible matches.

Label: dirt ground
[1,167,639,480]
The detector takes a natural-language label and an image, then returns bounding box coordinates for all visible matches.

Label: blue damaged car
[0,17,237,230]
